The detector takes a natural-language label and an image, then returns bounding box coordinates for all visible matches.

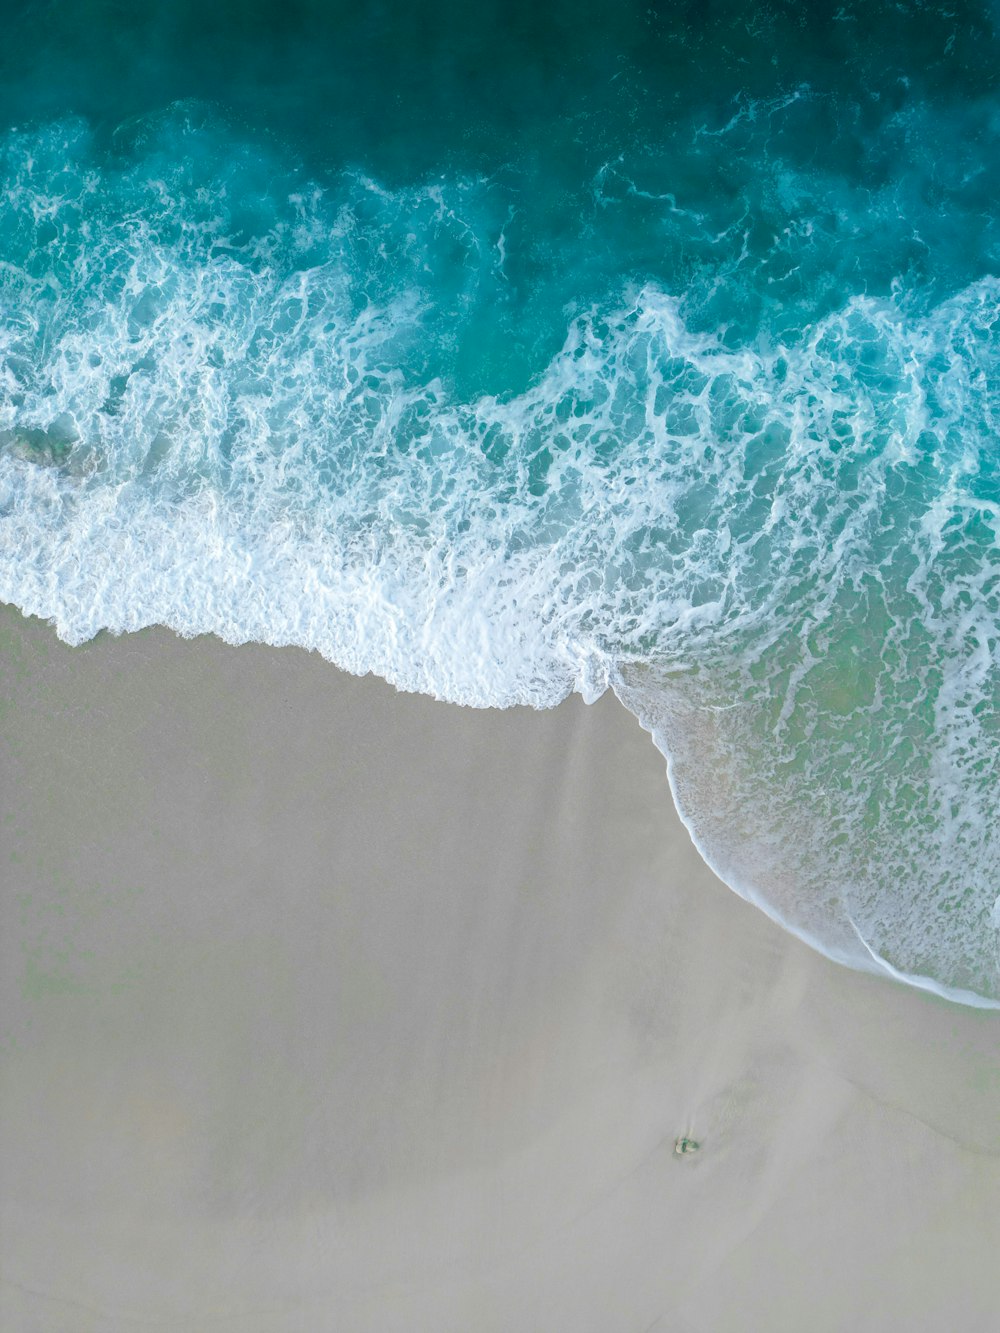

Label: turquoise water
[1,0,999,1002]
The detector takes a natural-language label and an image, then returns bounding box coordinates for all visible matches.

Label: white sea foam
[2,117,999,1000]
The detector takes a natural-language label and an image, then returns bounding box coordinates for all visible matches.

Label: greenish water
[1,0,999,1001]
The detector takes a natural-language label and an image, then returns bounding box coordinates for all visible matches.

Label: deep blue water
[1,0,999,1001]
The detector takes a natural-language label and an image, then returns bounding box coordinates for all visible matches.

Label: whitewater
[2,4,1000,1006]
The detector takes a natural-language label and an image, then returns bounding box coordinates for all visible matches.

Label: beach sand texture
[2,603,1000,1332]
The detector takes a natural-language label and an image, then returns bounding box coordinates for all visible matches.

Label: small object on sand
[674,1135,700,1157]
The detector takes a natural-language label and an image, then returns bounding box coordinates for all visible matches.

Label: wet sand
[2,604,999,1332]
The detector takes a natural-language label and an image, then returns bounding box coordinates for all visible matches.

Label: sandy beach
[2,602,999,1332]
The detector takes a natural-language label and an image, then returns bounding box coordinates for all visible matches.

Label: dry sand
[2,603,999,1332]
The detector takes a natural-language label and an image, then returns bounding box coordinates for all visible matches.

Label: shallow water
[1,0,999,1001]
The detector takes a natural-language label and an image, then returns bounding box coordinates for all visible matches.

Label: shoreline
[3,603,1000,1331]
[613,669,1000,1012]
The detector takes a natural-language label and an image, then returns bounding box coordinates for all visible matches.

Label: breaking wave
[2,110,999,1003]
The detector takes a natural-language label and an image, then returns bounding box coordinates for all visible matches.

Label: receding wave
[2,113,999,1003]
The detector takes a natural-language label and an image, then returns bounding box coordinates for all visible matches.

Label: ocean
[1,0,998,1003]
